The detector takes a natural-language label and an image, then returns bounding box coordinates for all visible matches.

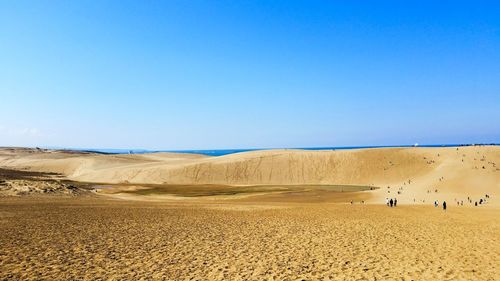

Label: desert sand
[0,146,499,280]
[0,197,498,280]
[1,146,498,205]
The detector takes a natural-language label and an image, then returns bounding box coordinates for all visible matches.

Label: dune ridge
[1,146,498,204]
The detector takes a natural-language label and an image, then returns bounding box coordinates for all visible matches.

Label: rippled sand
[0,197,497,280]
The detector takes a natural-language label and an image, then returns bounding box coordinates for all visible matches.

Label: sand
[1,146,498,205]
[0,197,498,280]
[0,146,499,279]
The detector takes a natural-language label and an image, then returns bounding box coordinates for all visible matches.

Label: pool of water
[97,184,376,197]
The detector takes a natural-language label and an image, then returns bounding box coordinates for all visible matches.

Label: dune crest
[1,146,499,204]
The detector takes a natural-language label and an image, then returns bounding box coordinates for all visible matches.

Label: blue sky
[1,1,499,150]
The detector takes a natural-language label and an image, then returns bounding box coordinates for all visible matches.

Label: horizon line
[1,143,498,155]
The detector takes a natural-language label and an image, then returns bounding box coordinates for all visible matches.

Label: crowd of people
[383,194,492,210]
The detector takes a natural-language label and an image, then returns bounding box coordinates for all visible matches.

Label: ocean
[73,144,497,157]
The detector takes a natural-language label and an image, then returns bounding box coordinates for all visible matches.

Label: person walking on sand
[443,201,447,211]
[390,198,394,207]
[394,198,397,207]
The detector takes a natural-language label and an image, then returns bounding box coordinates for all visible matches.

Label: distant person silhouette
[443,201,447,211]
[390,198,394,207]
[394,198,397,207]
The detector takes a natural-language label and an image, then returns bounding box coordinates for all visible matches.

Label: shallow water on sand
[96,184,375,198]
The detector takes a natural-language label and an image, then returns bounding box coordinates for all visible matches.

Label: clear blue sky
[1,1,499,150]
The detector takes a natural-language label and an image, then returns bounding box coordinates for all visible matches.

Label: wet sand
[95,183,374,202]
[0,197,498,280]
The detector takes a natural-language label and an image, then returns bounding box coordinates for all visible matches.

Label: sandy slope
[0,146,498,205]
[1,148,499,280]
[0,198,498,280]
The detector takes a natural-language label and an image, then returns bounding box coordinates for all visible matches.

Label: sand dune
[0,197,498,280]
[1,147,499,280]
[1,146,499,205]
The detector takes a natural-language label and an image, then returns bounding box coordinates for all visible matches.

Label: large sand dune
[1,147,499,280]
[0,146,499,204]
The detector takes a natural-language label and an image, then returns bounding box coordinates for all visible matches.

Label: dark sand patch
[96,184,375,202]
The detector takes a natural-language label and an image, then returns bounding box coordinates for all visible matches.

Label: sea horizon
[31,143,500,156]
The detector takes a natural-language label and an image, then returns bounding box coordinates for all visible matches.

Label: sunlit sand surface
[0,197,498,280]
[0,146,498,279]
[1,146,498,206]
